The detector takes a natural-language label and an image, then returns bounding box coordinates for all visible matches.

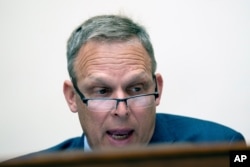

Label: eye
[131,87,141,92]
[98,88,107,94]
[128,84,144,95]
[93,87,111,97]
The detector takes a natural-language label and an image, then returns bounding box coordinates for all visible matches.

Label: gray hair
[67,15,157,81]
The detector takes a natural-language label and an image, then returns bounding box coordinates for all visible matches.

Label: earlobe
[155,73,163,106]
[63,80,78,113]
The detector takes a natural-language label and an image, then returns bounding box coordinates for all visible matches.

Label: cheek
[77,107,108,137]
[78,109,102,131]
[134,106,156,138]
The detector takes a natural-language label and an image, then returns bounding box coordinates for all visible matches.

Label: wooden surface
[1,142,248,167]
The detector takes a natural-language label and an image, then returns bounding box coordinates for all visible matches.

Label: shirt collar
[84,135,92,152]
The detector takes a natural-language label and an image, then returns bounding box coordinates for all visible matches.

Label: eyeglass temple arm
[153,75,159,99]
[71,77,88,103]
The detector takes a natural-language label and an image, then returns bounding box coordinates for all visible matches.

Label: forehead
[74,39,152,81]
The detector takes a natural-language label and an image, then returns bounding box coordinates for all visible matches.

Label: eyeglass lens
[87,95,155,112]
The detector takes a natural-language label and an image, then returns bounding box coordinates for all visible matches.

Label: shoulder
[41,135,84,152]
[150,113,245,144]
[7,135,85,161]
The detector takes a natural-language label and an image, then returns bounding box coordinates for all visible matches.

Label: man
[15,15,248,156]
[61,14,245,151]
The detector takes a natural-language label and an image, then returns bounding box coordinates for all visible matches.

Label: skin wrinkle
[85,57,146,71]
[74,39,152,81]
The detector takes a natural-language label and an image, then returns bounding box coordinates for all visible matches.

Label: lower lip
[106,131,134,147]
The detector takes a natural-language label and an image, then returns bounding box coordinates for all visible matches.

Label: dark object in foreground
[1,142,249,167]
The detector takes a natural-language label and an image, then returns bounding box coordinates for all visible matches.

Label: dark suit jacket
[1,112,246,166]
[7,113,244,162]
[38,113,245,152]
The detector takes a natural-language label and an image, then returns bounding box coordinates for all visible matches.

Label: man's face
[67,39,162,150]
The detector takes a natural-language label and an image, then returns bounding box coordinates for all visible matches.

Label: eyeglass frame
[71,75,159,110]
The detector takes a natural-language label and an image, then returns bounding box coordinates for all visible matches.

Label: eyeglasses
[72,76,159,112]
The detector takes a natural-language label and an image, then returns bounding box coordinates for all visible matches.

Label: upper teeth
[112,134,128,140]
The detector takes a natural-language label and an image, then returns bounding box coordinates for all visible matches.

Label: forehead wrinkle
[74,40,152,81]
[92,53,148,68]
[86,56,150,77]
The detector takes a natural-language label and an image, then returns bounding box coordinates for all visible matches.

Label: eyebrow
[83,72,152,87]
[124,73,152,86]
[82,76,112,88]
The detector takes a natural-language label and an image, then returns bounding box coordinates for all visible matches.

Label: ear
[63,80,78,113]
[155,73,163,106]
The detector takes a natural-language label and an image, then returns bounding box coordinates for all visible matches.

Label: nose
[112,99,129,117]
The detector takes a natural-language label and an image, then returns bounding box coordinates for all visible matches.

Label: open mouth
[107,129,134,140]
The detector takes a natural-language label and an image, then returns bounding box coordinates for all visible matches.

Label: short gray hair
[67,15,157,81]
